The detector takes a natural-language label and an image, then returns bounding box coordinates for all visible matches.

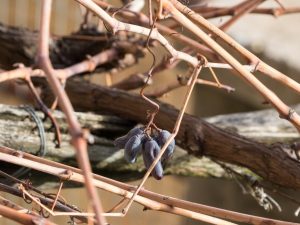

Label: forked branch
[36,1,106,224]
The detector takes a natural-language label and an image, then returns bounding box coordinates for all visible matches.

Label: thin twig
[93,0,219,61]
[164,0,300,132]
[0,146,298,225]
[192,5,300,18]
[74,0,198,67]
[0,182,88,224]
[36,1,106,224]
[18,184,95,217]
[172,0,300,97]
[219,0,265,31]
[122,58,204,215]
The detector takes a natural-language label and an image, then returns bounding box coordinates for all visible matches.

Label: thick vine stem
[47,79,300,189]
[36,1,106,224]
[168,0,300,96]
[163,0,300,132]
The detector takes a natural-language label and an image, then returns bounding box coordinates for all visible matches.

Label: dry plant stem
[146,77,233,97]
[208,67,221,87]
[37,1,106,224]
[0,68,44,83]
[219,0,265,31]
[197,79,235,92]
[192,6,300,18]
[251,7,300,16]
[173,0,300,96]
[0,196,28,212]
[106,198,127,213]
[0,62,253,87]
[0,147,298,225]
[93,0,218,61]
[0,196,38,218]
[74,0,198,67]
[0,196,43,222]
[122,62,203,215]
[18,185,94,217]
[22,182,235,225]
[141,17,160,129]
[164,0,300,131]
[207,62,255,71]
[56,48,118,79]
[50,181,63,211]
[0,204,58,225]
[0,170,44,196]
[78,0,300,127]
[0,182,88,224]
[0,47,117,82]
[148,0,153,25]
[0,151,236,225]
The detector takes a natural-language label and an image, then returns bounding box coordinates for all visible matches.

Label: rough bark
[0,104,227,179]
[40,80,300,189]
[205,108,300,144]
[3,101,299,183]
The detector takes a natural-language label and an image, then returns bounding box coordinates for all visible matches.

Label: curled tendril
[251,185,281,212]
[215,162,281,212]
[39,207,51,218]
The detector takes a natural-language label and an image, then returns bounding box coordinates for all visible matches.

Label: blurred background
[0,0,299,224]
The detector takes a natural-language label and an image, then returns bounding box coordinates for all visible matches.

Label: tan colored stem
[74,0,198,66]
[0,146,298,225]
[122,62,203,215]
[0,204,57,225]
[219,0,265,31]
[170,0,300,96]
[37,1,106,224]
[164,0,300,132]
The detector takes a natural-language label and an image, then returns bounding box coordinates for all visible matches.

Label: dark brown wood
[42,80,300,189]
[0,23,142,70]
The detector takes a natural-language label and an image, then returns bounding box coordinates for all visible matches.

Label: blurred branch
[0,204,57,225]
[192,5,300,18]
[218,0,265,31]
[155,0,300,136]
